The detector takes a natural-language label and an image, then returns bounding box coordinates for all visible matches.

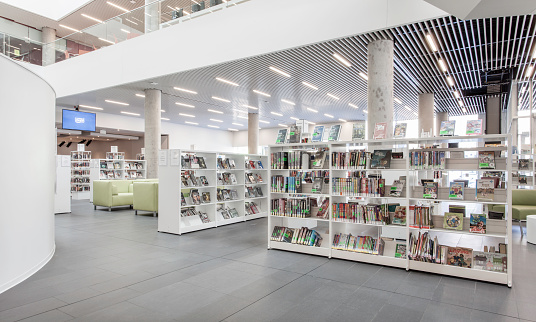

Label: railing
[0,31,44,65]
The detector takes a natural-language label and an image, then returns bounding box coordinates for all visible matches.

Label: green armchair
[490,189,536,235]
[93,180,134,211]
[133,182,159,217]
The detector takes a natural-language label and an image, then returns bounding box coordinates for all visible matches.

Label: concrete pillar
[418,93,435,136]
[477,113,486,134]
[144,89,161,178]
[367,39,394,139]
[248,113,259,154]
[508,82,519,149]
[486,96,502,135]
[435,111,448,137]
[41,27,56,66]
[145,0,160,33]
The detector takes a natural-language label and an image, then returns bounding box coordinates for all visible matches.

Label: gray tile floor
[1,200,535,321]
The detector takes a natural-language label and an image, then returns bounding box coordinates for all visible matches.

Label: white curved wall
[0,54,56,293]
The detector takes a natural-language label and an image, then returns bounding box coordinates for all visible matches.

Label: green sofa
[93,179,158,212]
[490,189,536,235]
[133,181,159,217]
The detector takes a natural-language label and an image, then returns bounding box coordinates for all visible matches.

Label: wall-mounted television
[62,109,96,132]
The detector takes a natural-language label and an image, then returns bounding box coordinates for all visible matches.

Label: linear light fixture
[99,38,115,45]
[526,65,534,78]
[121,111,139,116]
[307,107,318,113]
[59,24,81,33]
[228,128,238,131]
[259,120,270,124]
[135,93,145,98]
[81,14,103,23]
[339,118,347,122]
[216,77,239,86]
[278,124,287,127]
[79,104,103,110]
[179,113,195,117]
[212,96,231,103]
[333,53,352,67]
[208,109,224,114]
[326,93,340,100]
[438,59,447,72]
[446,76,455,86]
[394,98,402,104]
[208,125,219,129]
[454,91,460,98]
[533,46,536,59]
[120,29,130,34]
[302,81,318,90]
[363,110,368,114]
[232,122,243,126]
[458,100,464,107]
[176,102,195,108]
[210,119,223,122]
[324,113,334,118]
[290,117,299,121]
[125,18,138,25]
[243,105,258,110]
[348,103,358,108]
[271,112,283,116]
[237,115,248,119]
[359,72,368,80]
[405,105,411,111]
[281,99,295,105]
[309,121,316,125]
[107,1,129,12]
[161,117,170,121]
[269,66,290,77]
[161,109,166,112]
[185,121,198,125]
[253,89,271,97]
[105,99,129,106]
[462,107,467,113]
[426,33,438,52]
[174,87,197,94]
[413,112,418,116]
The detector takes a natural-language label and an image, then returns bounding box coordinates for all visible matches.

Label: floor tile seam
[411,295,521,319]
[12,307,76,322]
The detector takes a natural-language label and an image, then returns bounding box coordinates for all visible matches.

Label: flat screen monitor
[62,109,96,132]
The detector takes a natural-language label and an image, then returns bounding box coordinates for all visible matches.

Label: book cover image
[478,151,495,169]
[288,125,301,144]
[439,120,456,136]
[394,123,407,138]
[469,214,486,234]
[389,180,405,197]
[423,181,438,199]
[311,177,324,193]
[466,119,483,136]
[328,125,342,141]
[446,247,472,268]
[311,125,325,142]
[393,206,406,225]
[449,182,464,200]
[395,244,406,258]
[201,192,211,203]
[443,212,463,230]
[352,122,366,140]
[519,159,529,170]
[476,179,494,201]
[373,122,387,139]
[275,129,288,144]
[370,150,392,169]
[519,175,528,184]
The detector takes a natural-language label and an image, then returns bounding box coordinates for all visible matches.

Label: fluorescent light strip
[454,91,460,98]
[269,66,291,77]
[405,105,411,111]
[446,76,455,86]
[438,59,447,72]
[185,121,198,125]
[121,111,139,116]
[232,123,243,126]
[79,104,103,110]
[107,1,129,12]
[259,120,270,124]
[363,110,368,114]
[333,53,352,67]
[302,81,318,90]
[208,125,219,129]
[278,124,287,127]
[253,90,271,97]
[179,113,195,117]
[426,34,438,52]
[271,112,283,116]
[120,29,130,34]
[339,118,347,122]
[394,98,402,104]
[307,108,318,113]
[458,100,464,107]
[533,46,536,59]
[183,10,190,15]
[215,77,239,86]
[349,103,358,108]
[174,87,197,94]
[212,96,230,103]
[462,107,467,113]
[243,105,258,110]
[125,18,138,25]
[208,109,223,114]
[161,117,170,121]
[210,119,223,122]
[237,115,248,119]
[326,93,340,100]
[81,14,103,23]
[359,72,368,80]
[105,99,129,106]
[161,110,166,112]
[413,112,418,116]
[281,99,295,105]
[176,102,195,108]
[526,65,534,78]
[324,113,334,118]
[290,117,299,121]
[99,38,115,45]
[309,121,316,125]
[135,93,145,98]
[228,128,238,131]
[59,24,80,33]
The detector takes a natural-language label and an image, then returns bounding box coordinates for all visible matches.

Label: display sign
[62,109,96,132]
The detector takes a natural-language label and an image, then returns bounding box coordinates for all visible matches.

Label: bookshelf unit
[71,150,91,199]
[267,134,513,286]
[158,149,268,235]
[92,159,147,180]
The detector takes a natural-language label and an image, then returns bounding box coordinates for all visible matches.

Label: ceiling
[0,0,94,21]
[56,14,536,132]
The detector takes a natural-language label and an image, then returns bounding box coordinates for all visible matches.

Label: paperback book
[466,119,483,136]
[311,125,325,142]
[443,212,463,230]
[191,189,201,205]
[201,192,211,204]
[473,252,506,272]
[373,122,387,139]
[446,247,472,268]
[389,180,405,197]
[288,125,301,144]
[394,123,407,138]
[311,177,324,194]
[352,122,366,140]
[439,120,456,136]
[449,182,464,200]
[478,151,495,169]
[275,129,288,144]
[519,159,529,170]
[469,214,486,234]
[395,244,406,259]
[476,179,494,201]
[423,181,438,199]
[328,125,342,141]
[392,206,407,225]
[370,150,392,169]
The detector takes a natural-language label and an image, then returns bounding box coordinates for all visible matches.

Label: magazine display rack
[511,153,534,188]
[267,134,513,286]
[71,150,91,199]
[91,159,147,180]
[158,149,268,235]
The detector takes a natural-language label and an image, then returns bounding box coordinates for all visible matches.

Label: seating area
[93,179,158,216]
[490,189,536,236]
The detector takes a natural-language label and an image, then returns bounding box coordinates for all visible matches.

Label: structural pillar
[248,113,259,154]
[418,93,435,136]
[367,39,394,139]
[435,111,448,137]
[145,0,161,33]
[41,27,56,66]
[507,81,519,149]
[487,97,502,135]
[144,89,161,179]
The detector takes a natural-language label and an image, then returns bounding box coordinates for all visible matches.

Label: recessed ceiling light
[212,96,230,102]
[237,115,248,119]
[121,29,130,33]
[339,118,347,122]
[259,120,270,124]
[99,38,115,45]
[176,102,195,108]
[271,112,283,116]
[269,66,291,77]
[208,125,219,129]
[174,87,197,94]
[324,113,334,118]
[302,81,318,90]
[253,90,271,97]
[426,34,438,52]
[125,18,138,25]
[363,110,368,114]
[405,105,411,111]
[290,116,299,121]
[333,53,352,67]
[526,65,534,78]
[326,93,340,100]
[232,122,243,126]
[348,103,358,108]
[135,93,145,98]
[210,119,223,122]
[458,100,464,107]
[107,1,129,12]
[462,108,467,113]
[215,77,239,86]
[161,117,170,121]
[446,76,455,86]
[278,124,287,127]
[121,111,139,116]
[454,91,460,98]
[208,109,224,114]
[359,72,368,80]
[105,99,129,106]
[228,128,238,131]
[185,121,198,125]
[394,98,402,104]
[179,113,195,117]
[79,104,103,110]
[281,99,295,106]
[307,107,318,113]
[309,121,316,125]
[59,24,81,33]
[438,59,447,72]
[81,14,103,23]
[243,105,258,110]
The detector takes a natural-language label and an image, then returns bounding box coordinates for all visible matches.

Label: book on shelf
[332,202,392,225]
[199,212,210,223]
[423,181,438,199]
[288,125,301,143]
[410,150,445,169]
[331,176,385,196]
[316,197,330,219]
[202,192,211,204]
[443,212,463,230]
[453,179,469,187]
[488,210,504,220]
[518,159,529,170]
[328,125,342,141]
[469,214,486,234]
[229,159,236,169]
[200,176,209,186]
[394,123,407,138]
[473,252,506,272]
[311,177,324,193]
[191,189,201,205]
[446,247,472,268]
[439,120,455,136]
[476,179,494,201]
[373,122,387,139]
[198,157,207,169]
[478,151,495,169]
[392,206,406,225]
[409,205,433,229]
[332,233,385,255]
[275,129,288,144]
[271,226,323,247]
[449,182,464,200]
[466,119,483,136]
[370,150,392,169]
[395,244,406,259]
[245,201,260,215]
[181,192,186,206]
[519,175,527,184]
[389,180,405,197]
[190,156,200,169]
[408,232,443,263]
[352,122,366,140]
[311,125,325,142]
[392,152,403,159]
[311,151,326,169]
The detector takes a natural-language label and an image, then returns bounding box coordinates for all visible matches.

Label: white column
[508,82,518,149]
[435,111,448,137]
[248,113,259,154]
[144,89,161,178]
[367,39,394,139]
[418,93,434,136]
[41,27,56,66]
[145,0,161,33]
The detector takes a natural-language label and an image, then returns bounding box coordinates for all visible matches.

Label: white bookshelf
[267,134,513,286]
[71,150,91,200]
[158,150,268,235]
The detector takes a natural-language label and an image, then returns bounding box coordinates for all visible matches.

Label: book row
[270,150,329,170]
[270,226,324,246]
[270,197,329,219]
